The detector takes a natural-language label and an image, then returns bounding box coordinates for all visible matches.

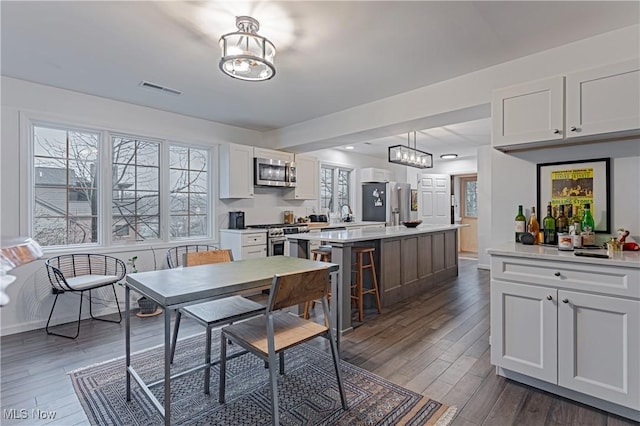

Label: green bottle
[543,202,556,245]
[581,203,595,232]
[515,205,526,242]
[555,204,569,234]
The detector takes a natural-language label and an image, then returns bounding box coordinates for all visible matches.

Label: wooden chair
[165,244,217,269]
[219,267,347,425]
[168,249,265,394]
[45,254,126,339]
[303,247,332,319]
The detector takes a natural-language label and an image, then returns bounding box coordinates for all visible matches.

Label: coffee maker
[228,211,245,229]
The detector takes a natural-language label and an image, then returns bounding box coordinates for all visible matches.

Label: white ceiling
[2,1,638,158]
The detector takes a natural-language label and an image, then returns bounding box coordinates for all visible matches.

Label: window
[461,176,478,218]
[32,124,100,247]
[320,165,352,212]
[169,145,209,239]
[29,118,213,249]
[111,135,161,242]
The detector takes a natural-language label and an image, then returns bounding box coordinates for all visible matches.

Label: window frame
[21,112,215,253]
[319,162,354,214]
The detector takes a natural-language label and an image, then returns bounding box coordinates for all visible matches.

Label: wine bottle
[568,204,581,233]
[581,203,595,232]
[527,206,540,243]
[543,202,556,245]
[556,204,569,234]
[515,205,526,242]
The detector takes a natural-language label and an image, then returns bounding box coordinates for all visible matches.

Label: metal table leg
[126,286,131,401]
[164,307,171,425]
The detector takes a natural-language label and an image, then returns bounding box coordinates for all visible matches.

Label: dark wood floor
[0,259,635,425]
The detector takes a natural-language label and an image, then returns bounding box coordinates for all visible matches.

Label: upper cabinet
[284,154,318,200]
[492,59,640,151]
[361,167,395,183]
[253,147,294,162]
[219,143,254,199]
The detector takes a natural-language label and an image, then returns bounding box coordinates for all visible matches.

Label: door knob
[553,129,561,134]
[570,126,579,132]
[562,298,569,304]
[547,295,553,301]
[554,272,561,277]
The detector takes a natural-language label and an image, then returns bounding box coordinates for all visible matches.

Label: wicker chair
[45,254,126,339]
[165,244,217,269]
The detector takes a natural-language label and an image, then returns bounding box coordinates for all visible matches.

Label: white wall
[485,139,640,265]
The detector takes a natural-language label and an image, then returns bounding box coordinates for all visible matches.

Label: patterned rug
[70,331,457,425]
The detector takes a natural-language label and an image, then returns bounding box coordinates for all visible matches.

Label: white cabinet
[361,167,395,182]
[566,59,640,139]
[219,230,267,260]
[492,76,564,148]
[253,147,294,162]
[284,155,318,200]
[492,59,640,151]
[490,255,640,413]
[219,144,254,199]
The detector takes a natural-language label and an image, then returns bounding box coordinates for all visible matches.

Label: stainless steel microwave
[254,158,296,187]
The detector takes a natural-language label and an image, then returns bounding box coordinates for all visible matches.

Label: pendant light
[388,131,433,169]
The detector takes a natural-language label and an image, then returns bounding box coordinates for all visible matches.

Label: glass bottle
[543,202,556,245]
[527,206,540,243]
[569,204,581,233]
[581,203,595,232]
[515,205,526,242]
[556,204,569,234]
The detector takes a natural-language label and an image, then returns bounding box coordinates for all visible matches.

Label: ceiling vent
[138,81,182,96]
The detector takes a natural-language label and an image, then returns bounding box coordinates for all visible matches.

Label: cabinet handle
[547,295,553,301]
[553,129,561,134]
[570,126,579,132]
[554,272,561,277]
[562,298,569,304]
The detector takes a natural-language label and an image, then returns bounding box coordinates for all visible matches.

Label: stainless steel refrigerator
[361,182,411,226]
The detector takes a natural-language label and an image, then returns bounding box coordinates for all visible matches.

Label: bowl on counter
[402,220,422,228]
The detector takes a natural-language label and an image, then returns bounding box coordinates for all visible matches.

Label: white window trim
[20,111,216,254]
[319,161,354,213]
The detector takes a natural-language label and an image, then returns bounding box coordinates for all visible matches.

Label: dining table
[125,255,340,425]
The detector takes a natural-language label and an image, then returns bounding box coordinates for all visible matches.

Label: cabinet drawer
[492,256,640,298]
[242,233,266,246]
[241,245,266,259]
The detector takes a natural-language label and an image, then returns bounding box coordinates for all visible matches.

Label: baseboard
[477,263,490,270]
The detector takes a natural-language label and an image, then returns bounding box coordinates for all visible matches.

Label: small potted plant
[129,256,160,317]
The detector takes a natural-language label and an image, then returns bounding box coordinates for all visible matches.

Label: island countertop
[488,242,640,269]
[288,224,466,243]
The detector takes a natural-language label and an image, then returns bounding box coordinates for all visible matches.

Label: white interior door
[419,173,451,224]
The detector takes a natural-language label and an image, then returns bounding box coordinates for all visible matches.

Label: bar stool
[303,247,332,319]
[351,246,382,322]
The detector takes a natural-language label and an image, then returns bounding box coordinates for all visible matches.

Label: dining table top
[126,255,338,308]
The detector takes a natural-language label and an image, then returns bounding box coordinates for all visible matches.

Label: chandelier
[219,16,276,81]
[388,131,433,169]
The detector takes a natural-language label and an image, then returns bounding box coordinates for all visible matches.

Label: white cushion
[65,274,119,290]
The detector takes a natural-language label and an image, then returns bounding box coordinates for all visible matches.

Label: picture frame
[410,189,418,212]
[536,158,610,233]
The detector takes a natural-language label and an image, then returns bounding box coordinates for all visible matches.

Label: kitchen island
[488,242,640,421]
[288,224,465,333]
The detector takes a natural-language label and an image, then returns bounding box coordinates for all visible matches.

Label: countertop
[488,242,640,269]
[219,228,267,234]
[287,224,465,243]
[306,221,385,230]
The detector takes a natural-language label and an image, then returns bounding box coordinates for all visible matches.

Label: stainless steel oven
[248,224,309,256]
[254,158,296,187]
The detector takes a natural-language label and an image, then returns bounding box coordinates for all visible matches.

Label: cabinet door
[490,280,558,384]
[566,59,640,139]
[284,155,318,200]
[492,76,564,148]
[558,290,640,409]
[219,144,253,199]
[254,147,294,162]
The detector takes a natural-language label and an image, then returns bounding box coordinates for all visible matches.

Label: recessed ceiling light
[440,154,458,159]
[344,146,355,150]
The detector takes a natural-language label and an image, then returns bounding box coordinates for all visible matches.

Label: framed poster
[536,158,610,233]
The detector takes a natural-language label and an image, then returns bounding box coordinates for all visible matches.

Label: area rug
[70,331,457,425]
